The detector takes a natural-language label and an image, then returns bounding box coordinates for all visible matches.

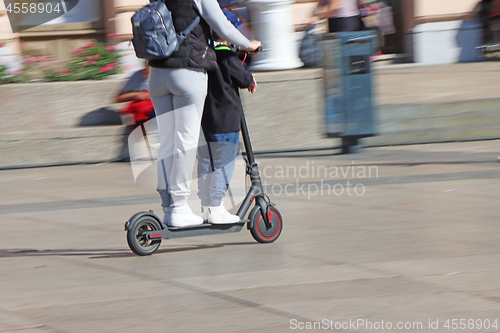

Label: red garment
[119,99,154,122]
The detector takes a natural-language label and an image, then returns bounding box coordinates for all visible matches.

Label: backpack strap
[180,16,201,37]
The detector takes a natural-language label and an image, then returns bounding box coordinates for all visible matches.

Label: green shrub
[0,64,25,84]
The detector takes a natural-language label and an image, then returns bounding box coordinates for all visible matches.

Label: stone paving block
[0,309,56,332]
[171,265,396,293]
[362,255,500,278]
[14,294,295,333]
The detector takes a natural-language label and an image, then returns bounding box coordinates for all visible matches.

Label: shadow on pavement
[0,242,256,259]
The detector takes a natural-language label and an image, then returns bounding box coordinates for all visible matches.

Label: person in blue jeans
[198,39,257,224]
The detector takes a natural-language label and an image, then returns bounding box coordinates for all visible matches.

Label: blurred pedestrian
[218,0,256,67]
[147,0,261,227]
[116,64,155,161]
[117,64,154,126]
[490,0,500,42]
[309,0,365,33]
[218,0,255,40]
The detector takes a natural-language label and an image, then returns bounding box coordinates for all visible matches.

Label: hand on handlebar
[244,40,261,53]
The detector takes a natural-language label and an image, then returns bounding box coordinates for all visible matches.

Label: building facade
[0,0,148,62]
[0,0,488,66]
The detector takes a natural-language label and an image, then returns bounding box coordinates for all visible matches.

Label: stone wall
[2,67,500,168]
[0,80,126,168]
[0,69,331,168]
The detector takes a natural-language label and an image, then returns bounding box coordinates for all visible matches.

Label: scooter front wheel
[127,215,162,256]
[248,206,283,243]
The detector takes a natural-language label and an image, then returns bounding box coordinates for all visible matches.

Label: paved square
[0,140,499,332]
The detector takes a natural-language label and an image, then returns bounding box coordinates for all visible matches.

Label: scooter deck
[148,220,249,240]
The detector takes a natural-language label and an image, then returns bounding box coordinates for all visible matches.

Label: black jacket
[202,46,254,134]
[148,0,216,70]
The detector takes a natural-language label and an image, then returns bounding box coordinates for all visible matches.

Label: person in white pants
[148,0,260,227]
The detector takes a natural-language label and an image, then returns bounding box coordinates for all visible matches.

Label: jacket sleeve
[228,55,254,89]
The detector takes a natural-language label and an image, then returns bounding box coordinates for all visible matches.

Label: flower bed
[0,41,122,84]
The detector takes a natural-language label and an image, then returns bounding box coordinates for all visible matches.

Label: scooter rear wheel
[127,216,162,256]
[249,206,283,243]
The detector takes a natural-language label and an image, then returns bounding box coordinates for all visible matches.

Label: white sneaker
[208,204,241,224]
[201,206,210,221]
[169,205,204,227]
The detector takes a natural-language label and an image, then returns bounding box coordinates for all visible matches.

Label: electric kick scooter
[124,108,283,256]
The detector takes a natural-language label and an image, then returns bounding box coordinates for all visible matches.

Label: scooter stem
[239,110,271,229]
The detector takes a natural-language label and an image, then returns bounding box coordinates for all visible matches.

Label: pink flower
[83,43,96,49]
[69,47,83,53]
[107,33,118,37]
[0,44,4,48]
[84,61,97,66]
[57,69,70,75]
[24,57,47,64]
[99,64,115,73]
[8,68,22,75]
[40,61,55,67]
[86,55,100,60]
[106,45,116,51]
[23,57,37,65]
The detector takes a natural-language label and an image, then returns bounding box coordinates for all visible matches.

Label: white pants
[148,67,208,208]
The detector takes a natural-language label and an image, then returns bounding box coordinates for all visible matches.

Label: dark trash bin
[322,31,377,153]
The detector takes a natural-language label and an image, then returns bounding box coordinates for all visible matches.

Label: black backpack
[131,0,200,60]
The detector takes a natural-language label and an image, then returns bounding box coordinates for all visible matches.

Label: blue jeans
[197,132,239,206]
